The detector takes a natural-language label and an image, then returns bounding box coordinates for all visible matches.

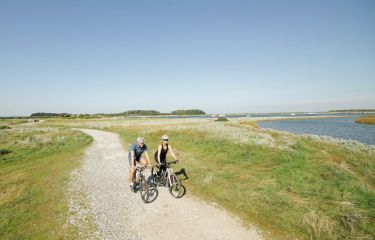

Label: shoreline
[249,116,375,147]
[242,115,351,122]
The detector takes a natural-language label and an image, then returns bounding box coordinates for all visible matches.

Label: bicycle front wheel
[139,176,149,203]
[169,174,182,198]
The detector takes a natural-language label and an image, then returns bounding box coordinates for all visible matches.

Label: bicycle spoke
[139,176,149,203]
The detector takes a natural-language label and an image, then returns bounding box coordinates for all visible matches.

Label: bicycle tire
[169,174,182,198]
[139,175,149,203]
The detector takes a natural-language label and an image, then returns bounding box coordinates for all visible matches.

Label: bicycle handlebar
[155,160,179,169]
[163,160,179,166]
[135,165,151,171]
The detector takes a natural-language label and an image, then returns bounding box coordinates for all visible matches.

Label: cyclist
[128,137,151,191]
[154,135,178,175]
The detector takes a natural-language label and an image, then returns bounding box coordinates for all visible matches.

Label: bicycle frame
[152,160,182,198]
[166,168,175,187]
[135,165,150,203]
[158,164,174,185]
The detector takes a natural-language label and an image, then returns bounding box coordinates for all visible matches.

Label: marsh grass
[0,127,92,239]
[355,116,375,125]
[239,120,258,128]
[109,122,375,240]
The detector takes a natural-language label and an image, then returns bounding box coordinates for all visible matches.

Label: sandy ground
[71,128,263,240]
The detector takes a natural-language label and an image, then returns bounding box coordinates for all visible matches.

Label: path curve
[74,128,262,240]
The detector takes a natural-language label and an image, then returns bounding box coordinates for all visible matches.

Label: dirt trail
[72,128,262,240]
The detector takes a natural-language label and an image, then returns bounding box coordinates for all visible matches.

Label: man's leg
[128,158,136,191]
[129,168,135,182]
[140,157,147,168]
[139,158,150,182]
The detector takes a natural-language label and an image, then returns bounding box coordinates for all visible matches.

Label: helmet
[137,137,145,143]
[161,135,169,140]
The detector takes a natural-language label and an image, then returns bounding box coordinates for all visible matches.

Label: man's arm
[130,150,135,168]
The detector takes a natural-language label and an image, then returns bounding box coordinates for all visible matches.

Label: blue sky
[1,0,374,116]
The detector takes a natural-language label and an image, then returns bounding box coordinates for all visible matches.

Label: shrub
[215,117,229,122]
[0,125,11,130]
[0,149,11,155]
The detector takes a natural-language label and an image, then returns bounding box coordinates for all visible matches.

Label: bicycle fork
[166,169,174,187]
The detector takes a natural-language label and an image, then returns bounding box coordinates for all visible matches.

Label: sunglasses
[163,139,169,141]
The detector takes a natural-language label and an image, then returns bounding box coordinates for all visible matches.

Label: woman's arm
[168,145,178,160]
[157,144,162,164]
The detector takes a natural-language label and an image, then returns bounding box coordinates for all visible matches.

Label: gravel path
[72,128,262,240]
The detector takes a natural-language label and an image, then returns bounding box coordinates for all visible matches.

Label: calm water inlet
[258,116,375,145]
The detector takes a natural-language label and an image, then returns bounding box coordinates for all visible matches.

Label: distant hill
[171,109,206,115]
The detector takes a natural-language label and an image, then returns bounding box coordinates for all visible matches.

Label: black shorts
[128,157,140,166]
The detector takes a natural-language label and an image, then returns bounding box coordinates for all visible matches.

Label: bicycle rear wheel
[139,176,149,203]
[169,174,182,198]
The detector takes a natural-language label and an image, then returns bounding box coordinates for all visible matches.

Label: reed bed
[355,116,375,125]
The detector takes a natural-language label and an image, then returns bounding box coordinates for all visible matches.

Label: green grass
[109,123,375,240]
[0,127,92,240]
[0,119,28,126]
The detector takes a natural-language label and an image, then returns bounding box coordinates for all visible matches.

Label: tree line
[29,109,206,118]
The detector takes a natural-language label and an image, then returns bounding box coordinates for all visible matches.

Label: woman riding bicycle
[154,135,177,174]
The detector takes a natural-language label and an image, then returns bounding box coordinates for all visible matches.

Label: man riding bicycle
[128,137,151,192]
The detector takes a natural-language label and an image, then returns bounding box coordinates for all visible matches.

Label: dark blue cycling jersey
[128,143,147,162]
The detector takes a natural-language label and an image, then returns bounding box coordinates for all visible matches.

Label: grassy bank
[108,121,374,240]
[355,116,375,125]
[0,126,92,239]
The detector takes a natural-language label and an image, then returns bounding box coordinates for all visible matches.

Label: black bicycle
[134,165,149,203]
[151,160,182,198]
